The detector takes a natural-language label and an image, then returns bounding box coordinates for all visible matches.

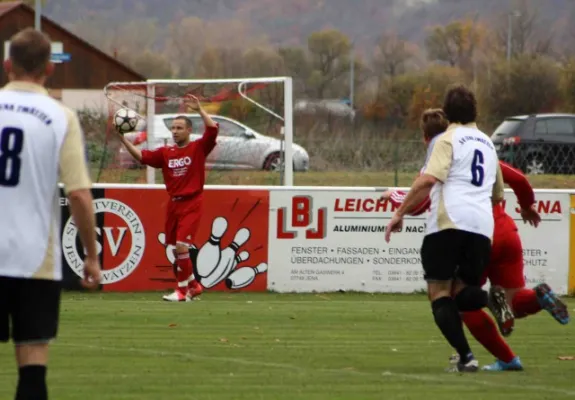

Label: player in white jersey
[0,28,101,400]
[385,85,508,373]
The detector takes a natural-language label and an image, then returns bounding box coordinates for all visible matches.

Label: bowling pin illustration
[196,217,228,279]
[202,251,250,288]
[203,228,251,287]
[225,263,268,290]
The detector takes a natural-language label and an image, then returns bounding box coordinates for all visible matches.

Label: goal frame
[105,77,294,186]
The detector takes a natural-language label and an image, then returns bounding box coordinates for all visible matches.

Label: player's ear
[3,59,11,74]
[45,61,54,77]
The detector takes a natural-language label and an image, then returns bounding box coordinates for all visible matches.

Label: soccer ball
[113,108,138,134]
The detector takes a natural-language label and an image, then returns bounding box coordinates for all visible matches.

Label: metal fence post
[393,137,399,187]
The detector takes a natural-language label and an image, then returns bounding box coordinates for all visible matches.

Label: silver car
[117,114,309,171]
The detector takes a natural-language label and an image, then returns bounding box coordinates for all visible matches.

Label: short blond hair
[420,108,448,141]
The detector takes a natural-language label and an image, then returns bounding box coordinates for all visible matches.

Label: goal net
[100,77,295,186]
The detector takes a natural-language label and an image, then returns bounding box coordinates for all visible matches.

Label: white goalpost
[103,76,294,186]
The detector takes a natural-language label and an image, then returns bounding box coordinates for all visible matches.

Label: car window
[535,120,547,135]
[545,118,575,135]
[216,119,245,137]
[491,119,523,139]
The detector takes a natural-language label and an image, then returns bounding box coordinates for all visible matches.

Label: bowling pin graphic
[196,217,228,280]
[225,263,268,290]
[201,228,251,288]
[202,251,249,288]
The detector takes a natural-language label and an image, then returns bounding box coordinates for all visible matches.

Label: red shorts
[481,214,525,289]
[165,197,202,246]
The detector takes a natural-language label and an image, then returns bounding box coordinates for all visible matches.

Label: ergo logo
[168,157,192,168]
[277,196,327,239]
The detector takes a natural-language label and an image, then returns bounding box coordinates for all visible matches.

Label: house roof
[0,2,20,16]
[0,1,145,80]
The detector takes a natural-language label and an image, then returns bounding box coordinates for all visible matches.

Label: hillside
[41,0,575,48]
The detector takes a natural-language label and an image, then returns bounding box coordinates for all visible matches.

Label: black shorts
[421,229,491,285]
[0,277,61,344]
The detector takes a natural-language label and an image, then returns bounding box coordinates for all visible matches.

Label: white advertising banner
[267,189,571,294]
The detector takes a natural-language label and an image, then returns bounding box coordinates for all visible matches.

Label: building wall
[0,6,143,89]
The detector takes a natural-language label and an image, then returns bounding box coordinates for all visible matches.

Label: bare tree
[497,0,555,58]
[373,33,413,80]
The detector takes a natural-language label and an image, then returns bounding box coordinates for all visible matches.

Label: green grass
[94,169,575,189]
[1,292,574,399]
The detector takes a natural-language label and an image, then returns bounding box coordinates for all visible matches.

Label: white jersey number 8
[0,127,24,187]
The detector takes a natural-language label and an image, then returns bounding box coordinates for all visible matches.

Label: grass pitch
[0,292,574,400]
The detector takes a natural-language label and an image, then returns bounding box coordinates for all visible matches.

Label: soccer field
[0,292,573,400]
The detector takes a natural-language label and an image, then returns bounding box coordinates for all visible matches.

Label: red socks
[462,310,515,363]
[176,252,193,294]
[512,289,542,318]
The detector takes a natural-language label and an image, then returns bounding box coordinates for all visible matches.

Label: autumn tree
[424,19,484,72]
[129,52,172,79]
[165,16,208,78]
[373,34,414,80]
[278,47,311,96]
[560,59,575,112]
[306,29,351,98]
[482,55,560,121]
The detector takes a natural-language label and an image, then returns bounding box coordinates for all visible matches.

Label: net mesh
[97,80,289,185]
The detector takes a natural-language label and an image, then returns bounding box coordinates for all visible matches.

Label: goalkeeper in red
[117,96,219,302]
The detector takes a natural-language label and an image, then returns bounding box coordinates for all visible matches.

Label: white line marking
[59,343,575,396]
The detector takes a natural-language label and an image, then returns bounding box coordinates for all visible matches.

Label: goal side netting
[100,77,294,186]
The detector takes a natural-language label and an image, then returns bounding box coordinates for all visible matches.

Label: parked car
[295,99,356,120]
[117,114,310,171]
[491,113,575,175]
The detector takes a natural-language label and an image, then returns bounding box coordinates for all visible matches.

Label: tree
[560,59,575,112]
[496,0,554,59]
[278,47,311,96]
[424,19,483,72]
[129,51,172,79]
[373,33,414,80]
[407,66,466,127]
[482,55,560,121]
[306,29,351,98]
[165,16,207,78]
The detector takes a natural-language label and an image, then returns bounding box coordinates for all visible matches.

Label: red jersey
[388,161,535,217]
[140,125,219,199]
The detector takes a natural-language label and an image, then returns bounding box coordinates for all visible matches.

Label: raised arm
[198,105,219,155]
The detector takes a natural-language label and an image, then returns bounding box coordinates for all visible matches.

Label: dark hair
[420,108,448,141]
[9,28,51,77]
[173,115,193,129]
[442,84,477,125]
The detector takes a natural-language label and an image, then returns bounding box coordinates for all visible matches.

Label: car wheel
[524,155,547,175]
[263,152,282,171]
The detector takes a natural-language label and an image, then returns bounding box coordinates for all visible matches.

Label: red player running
[117,96,219,302]
[382,109,570,371]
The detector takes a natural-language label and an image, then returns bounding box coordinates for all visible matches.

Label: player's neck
[10,75,46,87]
[176,140,190,148]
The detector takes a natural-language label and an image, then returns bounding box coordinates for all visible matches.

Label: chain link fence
[81,109,574,185]
[497,142,575,175]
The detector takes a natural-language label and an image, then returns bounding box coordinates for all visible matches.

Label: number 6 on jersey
[0,127,24,187]
[470,149,484,187]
